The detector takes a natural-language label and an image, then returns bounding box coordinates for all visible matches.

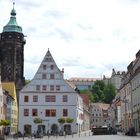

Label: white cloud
[0,0,140,79]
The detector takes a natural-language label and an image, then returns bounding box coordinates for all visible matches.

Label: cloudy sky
[0,0,140,80]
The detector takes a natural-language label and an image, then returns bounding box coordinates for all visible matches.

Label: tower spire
[2,2,22,33]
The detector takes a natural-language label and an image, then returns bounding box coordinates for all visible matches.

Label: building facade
[130,50,140,132]
[91,103,111,128]
[103,68,124,91]
[79,94,91,131]
[2,82,18,134]
[113,50,140,133]
[68,78,101,90]
[19,50,83,134]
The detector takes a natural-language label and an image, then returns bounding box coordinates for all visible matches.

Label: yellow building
[2,82,18,134]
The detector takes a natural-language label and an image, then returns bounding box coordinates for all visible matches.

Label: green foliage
[0,120,10,126]
[33,118,42,124]
[66,118,74,123]
[58,118,65,124]
[103,83,116,104]
[25,79,31,85]
[90,80,116,104]
[58,117,74,124]
[79,89,90,94]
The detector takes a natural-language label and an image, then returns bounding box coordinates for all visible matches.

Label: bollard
[79,132,80,137]
[89,131,90,136]
[85,132,86,136]
[72,133,74,137]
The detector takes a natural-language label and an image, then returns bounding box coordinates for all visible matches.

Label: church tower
[0,3,26,94]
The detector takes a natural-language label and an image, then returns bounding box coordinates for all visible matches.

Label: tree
[0,120,10,127]
[103,83,116,104]
[25,79,31,85]
[90,80,116,103]
[90,80,105,103]
[0,120,11,140]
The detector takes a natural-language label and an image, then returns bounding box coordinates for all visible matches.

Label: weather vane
[13,2,15,9]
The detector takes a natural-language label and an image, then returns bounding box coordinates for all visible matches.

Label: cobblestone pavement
[7,131,140,140]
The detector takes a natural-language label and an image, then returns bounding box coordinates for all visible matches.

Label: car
[125,127,136,136]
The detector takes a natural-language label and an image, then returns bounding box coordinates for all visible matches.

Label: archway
[38,125,46,134]
[64,124,71,134]
[51,124,58,134]
[24,125,32,134]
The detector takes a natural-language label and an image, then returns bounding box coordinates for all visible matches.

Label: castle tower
[0,3,26,95]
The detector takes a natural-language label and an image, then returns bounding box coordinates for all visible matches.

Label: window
[45,109,56,117]
[63,95,68,102]
[45,110,50,116]
[32,109,38,116]
[24,96,29,102]
[50,85,54,91]
[33,95,38,102]
[50,74,55,79]
[36,85,40,90]
[51,96,56,102]
[46,58,52,62]
[45,96,50,102]
[43,65,46,70]
[50,65,54,70]
[42,74,46,79]
[56,85,60,91]
[42,85,47,91]
[63,109,68,117]
[24,109,29,116]
[45,95,56,102]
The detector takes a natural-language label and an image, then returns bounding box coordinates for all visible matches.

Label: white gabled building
[18,49,83,134]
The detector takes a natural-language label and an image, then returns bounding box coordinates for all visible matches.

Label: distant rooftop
[91,103,110,110]
[68,77,101,82]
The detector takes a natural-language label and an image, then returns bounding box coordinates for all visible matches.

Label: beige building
[80,94,91,131]
[0,77,4,135]
[119,73,132,131]
[68,78,101,90]
[113,50,140,133]
[91,103,110,128]
[130,50,140,132]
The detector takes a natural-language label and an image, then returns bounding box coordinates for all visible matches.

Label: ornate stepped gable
[21,49,75,93]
